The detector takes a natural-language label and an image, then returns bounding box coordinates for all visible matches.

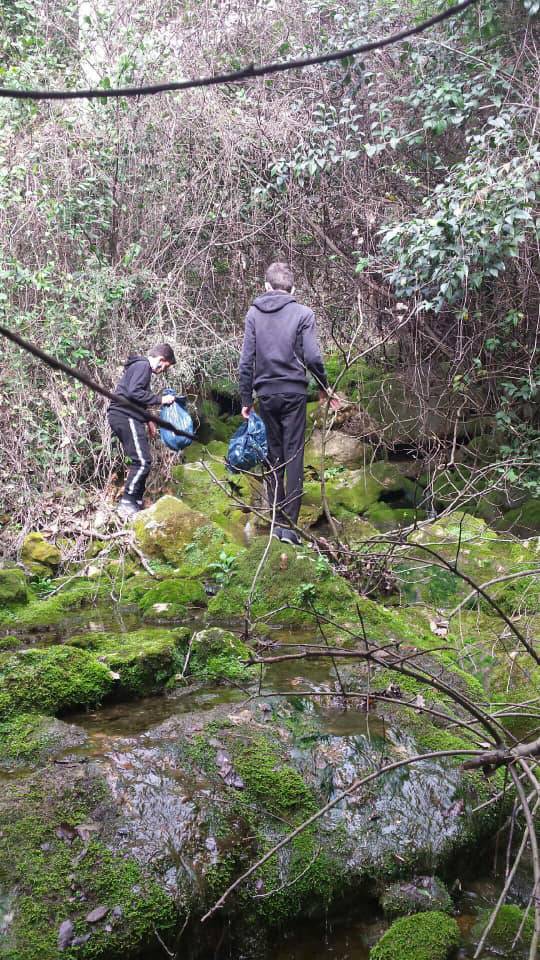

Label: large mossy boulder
[0,568,28,608]
[133,496,243,570]
[70,626,191,698]
[133,495,210,562]
[0,691,504,960]
[208,538,360,625]
[20,532,61,576]
[0,646,114,720]
[301,461,420,527]
[172,457,252,538]
[138,577,208,615]
[370,911,460,960]
[207,538,441,649]
[305,429,369,467]
[497,497,540,535]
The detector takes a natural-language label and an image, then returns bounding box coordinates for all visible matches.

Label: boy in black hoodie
[239,262,339,544]
[108,344,176,518]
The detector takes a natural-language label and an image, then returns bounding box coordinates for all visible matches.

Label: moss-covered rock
[0,646,114,720]
[471,904,534,956]
[183,438,229,463]
[133,495,212,562]
[133,495,244,569]
[189,627,254,682]
[207,538,436,647]
[0,577,112,630]
[371,911,460,960]
[138,577,207,612]
[0,770,176,960]
[402,512,540,612]
[0,567,28,607]
[175,523,245,580]
[301,462,420,526]
[497,497,540,535]
[207,538,359,625]
[489,651,540,738]
[380,877,453,919]
[20,532,61,575]
[0,713,86,768]
[172,457,252,537]
[306,430,369,467]
[69,627,191,698]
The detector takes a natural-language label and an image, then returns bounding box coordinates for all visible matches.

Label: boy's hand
[161,393,175,406]
[241,405,253,419]
[147,420,157,439]
[319,389,342,411]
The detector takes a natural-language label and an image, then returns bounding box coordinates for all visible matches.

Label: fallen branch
[463,734,540,772]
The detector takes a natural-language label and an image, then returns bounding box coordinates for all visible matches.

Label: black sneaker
[279,528,301,546]
[117,497,141,520]
[272,526,284,542]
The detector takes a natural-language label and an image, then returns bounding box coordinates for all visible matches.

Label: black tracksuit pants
[108,411,152,503]
[258,393,306,527]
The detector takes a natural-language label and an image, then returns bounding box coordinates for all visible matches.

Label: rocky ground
[0,361,538,960]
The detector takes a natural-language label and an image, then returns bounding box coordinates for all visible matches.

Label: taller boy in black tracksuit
[108,343,176,518]
[239,262,338,545]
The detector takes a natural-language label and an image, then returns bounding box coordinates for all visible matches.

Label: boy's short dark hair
[149,343,176,364]
[265,262,294,292]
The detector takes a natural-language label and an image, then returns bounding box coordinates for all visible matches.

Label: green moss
[471,904,534,954]
[371,911,460,960]
[172,458,251,537]
[207,539,358,626]
[138,577,207,612]
[0,646,113,720]
[183,438,231,462]
[0,634,19,650]
[21,532,61,575]
[176,523,245,579]
[69,627,190,697]
[190,627,255,682]
[231,736,316,818]
[324,355,382,401]
[0,568,28,607]
[133,495,241,567]
[0,713,84,766]
[0,578,111,629]
[396,562,461,606]
[489,657,540,738]
[491,573,540,616]
[0,774,176,960]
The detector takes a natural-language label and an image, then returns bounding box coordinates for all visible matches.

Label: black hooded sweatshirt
[239,291,328,407]
[108,356,163,423]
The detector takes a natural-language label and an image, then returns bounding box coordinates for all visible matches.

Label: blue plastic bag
[159,389,195,451]
[226,412,268,472]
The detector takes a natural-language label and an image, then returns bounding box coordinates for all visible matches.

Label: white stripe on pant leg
[128,418,148,496]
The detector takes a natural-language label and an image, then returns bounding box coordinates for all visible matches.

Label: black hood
[252,291,296,314]
[124,354,147,367]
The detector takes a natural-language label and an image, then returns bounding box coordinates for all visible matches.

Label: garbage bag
[159,389,195,451]
[226,412,268,472]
